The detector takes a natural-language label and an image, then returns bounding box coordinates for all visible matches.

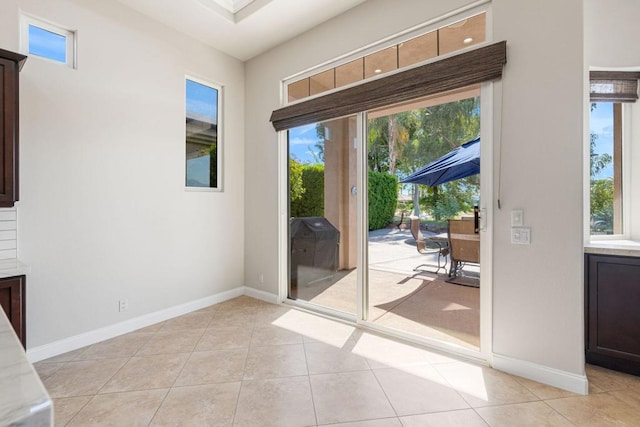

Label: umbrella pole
[412,184,421,217]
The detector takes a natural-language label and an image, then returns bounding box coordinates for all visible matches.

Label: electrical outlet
[259,273,264,284]
[118,299,128,312]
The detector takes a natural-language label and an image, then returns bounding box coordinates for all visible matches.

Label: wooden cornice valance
[270,40,507,131]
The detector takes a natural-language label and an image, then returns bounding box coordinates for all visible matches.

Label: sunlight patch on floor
[442,302,472,311]
[270,309,356,348]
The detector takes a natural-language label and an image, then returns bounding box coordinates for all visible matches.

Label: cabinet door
[0,275,25,347]
[0,57,19,207]
[586,254,640,375]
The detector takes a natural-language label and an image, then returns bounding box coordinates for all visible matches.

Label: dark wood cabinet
[0,48,27,208]
[585,253,640,376]
[0,275,26,347]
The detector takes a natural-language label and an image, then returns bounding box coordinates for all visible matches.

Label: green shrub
[290,166,397,229]
[368,171,398,230]
[291,164,324,217]
[590,178,614,234]
[289,159,305,204]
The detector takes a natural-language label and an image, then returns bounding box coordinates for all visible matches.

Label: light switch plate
[511,210,524,227]
[511,227,531,245]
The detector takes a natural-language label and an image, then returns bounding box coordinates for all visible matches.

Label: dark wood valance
[590,71,640,103]
[270,41,507,131]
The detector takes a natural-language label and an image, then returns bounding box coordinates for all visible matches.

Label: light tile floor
[35,296,640,426]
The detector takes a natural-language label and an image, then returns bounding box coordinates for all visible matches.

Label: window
[21,15,75,67]
[286,12,486,103]
[588,71,639,237]
[186,77,222,190]
[589,102,623,235]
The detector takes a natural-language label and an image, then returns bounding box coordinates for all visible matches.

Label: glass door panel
[365,88,482,350]
[287,115,358,315]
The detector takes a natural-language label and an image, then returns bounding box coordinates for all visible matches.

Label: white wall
[245,0,585,385]
[585,0,640,68]
[491,0,584,376]
[585,0,640,241]
[0,0,245,348]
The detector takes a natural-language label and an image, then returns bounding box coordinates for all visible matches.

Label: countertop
[584,240,640,257]
[0,267,52,426]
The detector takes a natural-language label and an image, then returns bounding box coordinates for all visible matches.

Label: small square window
[438,13,486,56]
[399,31,438,68]
[21,15,75,68]
[364,46,398,79]
[309,69,335,96]
[288,78,310,102]
[186,77,222,190]
[335,58,364,88]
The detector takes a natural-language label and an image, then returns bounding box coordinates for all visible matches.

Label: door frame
[479,81,494,362]
[277,82,494,362]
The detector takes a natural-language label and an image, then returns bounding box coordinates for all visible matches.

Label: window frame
[20,14,76,68]
[185,75,224,192]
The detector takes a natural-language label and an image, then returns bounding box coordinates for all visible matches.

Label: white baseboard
[27,286,245,363]
[243,286,279,304]
[492,353,589,395]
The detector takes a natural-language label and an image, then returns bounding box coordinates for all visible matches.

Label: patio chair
[447,218,480,279]
[410,217,448,273]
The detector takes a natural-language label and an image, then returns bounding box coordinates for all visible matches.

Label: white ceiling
[116,0,367,61]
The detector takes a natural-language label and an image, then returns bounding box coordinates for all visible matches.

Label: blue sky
[28,24,66,63]
[590,102,614,179]
[289,123,322,163]
[186,79,218,124]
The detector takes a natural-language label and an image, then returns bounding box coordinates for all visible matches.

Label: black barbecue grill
[290,217,340,288]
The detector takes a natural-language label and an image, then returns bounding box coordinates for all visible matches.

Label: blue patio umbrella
[400,137,480,186]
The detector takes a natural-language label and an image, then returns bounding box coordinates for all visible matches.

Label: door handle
[474,206,487,232]
[480,207,487,231]
[474,206,479,233]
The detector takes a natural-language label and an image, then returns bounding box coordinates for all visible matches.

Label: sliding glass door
[364,87,482,351]
[287,115,359,316]
[282,85,491,358]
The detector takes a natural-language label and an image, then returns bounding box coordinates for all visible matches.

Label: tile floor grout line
[164,347,197,390]
[190,321,214,354]
[301,338,320,427]
[142,388,170,427]
[470,407,491,427]
[58,395,94,427]
[82,385,177,395]
[89,356,133,397]
[231,308,261,425]
[430,362,478,411]
[540,399,578,426]
[370,365,401,419]
[472,400,569,427]
[315,416,402,427]
[230,380,244,426]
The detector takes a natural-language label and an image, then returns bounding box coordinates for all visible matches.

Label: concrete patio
[291,228,481,350]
